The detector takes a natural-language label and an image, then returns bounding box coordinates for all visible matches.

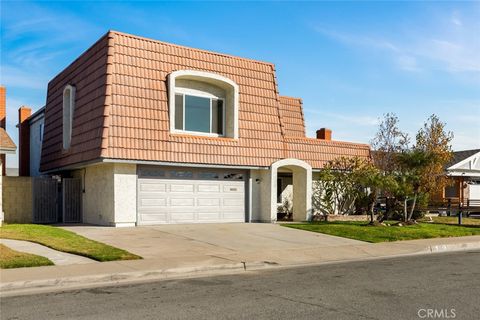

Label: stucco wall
[113,163,137,226]
[250,169,273,222]
[73,163,115,226]
[73,162,137,226]
[2,176,33,223]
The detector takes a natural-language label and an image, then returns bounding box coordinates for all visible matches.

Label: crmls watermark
[417,308,456,319]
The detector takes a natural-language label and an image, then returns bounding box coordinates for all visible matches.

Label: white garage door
[469,184,480,200]
[137,166,246,225]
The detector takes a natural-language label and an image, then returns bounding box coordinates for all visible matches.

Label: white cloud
[313,8,480,75]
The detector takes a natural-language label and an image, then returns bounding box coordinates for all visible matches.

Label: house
[17,106,45,177]
[0,86,18,224]
[442,149,480,203]
[20,31,370,226]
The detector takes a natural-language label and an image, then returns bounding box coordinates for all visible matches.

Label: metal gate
[32,177,58,223]
[63,178,82,223]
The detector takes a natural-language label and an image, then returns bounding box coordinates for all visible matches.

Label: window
[170,170,194,179]
[39,123,44,143]
[198,172,220,180]
[223,173,244,180]
[174,93,224,135]
[62,85,75,150]
[169,70,239,139]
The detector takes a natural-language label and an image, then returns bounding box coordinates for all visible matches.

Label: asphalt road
[2,251,480,320]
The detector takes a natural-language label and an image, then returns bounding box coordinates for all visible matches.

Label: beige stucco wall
[73,162,137,227]
[73,163,115,226]
[250,169,273,222]
[113,163,137,226]
[2,176,33,223]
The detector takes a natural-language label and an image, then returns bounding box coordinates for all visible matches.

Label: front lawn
[425,216,480,226]
[283,221,480,243]
[0,224,141,262]
[0,244,54,269]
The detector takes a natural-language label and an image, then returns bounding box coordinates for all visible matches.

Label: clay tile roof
[0,128,16,152]
[40,30,371,171]
[279,96,305,137]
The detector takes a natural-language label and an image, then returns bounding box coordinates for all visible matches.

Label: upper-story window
[62,85,75,150]
[169,70,239,139]
[174,93,224,135]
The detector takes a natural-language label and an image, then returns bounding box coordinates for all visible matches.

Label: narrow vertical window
[63,85,75,150]
[211,99,223,135]
[174,93,184,130]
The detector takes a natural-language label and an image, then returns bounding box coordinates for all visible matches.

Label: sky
[1,1,479,168]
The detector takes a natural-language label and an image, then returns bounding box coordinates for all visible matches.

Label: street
[2,251,479,320]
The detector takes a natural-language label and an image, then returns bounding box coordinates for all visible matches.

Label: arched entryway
[270,159,312,222]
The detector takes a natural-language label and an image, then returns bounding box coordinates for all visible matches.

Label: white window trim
[173,92,226,137]
[62,84,76,150]
[168,70,239,139]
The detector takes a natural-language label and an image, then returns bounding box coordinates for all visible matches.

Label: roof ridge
[279,95,302,101]
[109,30,276,68]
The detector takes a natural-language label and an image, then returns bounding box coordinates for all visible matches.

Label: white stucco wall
[73,163,115,226]
[73,163,137,227]
[249,169,273,222]
[113,163,137,227]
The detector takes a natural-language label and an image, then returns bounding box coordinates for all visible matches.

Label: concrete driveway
[62,223,362,265]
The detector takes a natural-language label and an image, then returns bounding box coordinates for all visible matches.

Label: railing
[375,197,480,225]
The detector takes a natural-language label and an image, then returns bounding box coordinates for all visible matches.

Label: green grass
[283,221,480,243]
[425,216,480,226]
[0,224,141,262]
[0,244,54,269]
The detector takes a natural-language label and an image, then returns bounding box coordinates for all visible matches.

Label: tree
[395,150,433,221]
[355,162,397,224]
[314,157,365,215]
[414,114,454,198]
[371,113,410,174]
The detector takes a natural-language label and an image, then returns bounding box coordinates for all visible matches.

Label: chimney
[18,106,31,176]
[0,86,5,176]
[316,128,332,141]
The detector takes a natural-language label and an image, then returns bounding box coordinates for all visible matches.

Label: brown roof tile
[40,31,370,171]
[0,128,16,151]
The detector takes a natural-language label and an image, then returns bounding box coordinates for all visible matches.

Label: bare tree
[371,113,410,174]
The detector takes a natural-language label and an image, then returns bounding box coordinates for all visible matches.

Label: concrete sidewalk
[2,234,479,297]
[0,239,95,265]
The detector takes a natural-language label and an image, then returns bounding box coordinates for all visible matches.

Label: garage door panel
[198,213,222,221]
[139,183,167,192]
[170,198,195,206]
[170,184,195,192]
[223,184,243,193]
[197,184,221,192]
[170,212,196,222]
[139,198,167,207]
[141,213,168,222]
[138,166,246,225]
[197,198,221,206]
[223,198,244,206]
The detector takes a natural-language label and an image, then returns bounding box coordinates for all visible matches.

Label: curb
[2,240,479,297]
[0,261,272,297]
[421,241,480,254]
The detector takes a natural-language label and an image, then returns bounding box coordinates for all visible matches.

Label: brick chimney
[18,106,31,176]
[0,86,5,176]
[316,128,332,141]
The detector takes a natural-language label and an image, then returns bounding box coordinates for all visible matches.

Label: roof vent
[316,128,332,141]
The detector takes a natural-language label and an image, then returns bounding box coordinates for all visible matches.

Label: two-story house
[27,31,369,226]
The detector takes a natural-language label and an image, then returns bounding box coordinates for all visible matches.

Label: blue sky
[1,1,479,167]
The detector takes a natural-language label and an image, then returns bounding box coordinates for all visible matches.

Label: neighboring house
[0,86,17,223]
[22,31,370,226]
[17,106,45,177]
[442,149,480,203]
